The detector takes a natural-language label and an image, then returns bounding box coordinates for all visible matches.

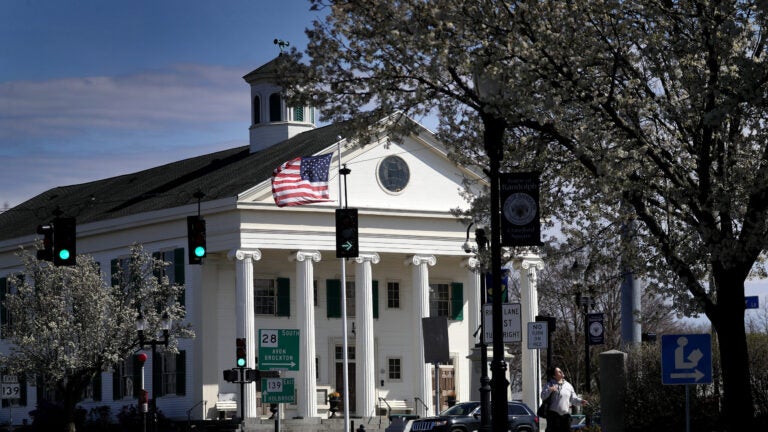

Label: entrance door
[334,344,356,413]
[431,363,456,412]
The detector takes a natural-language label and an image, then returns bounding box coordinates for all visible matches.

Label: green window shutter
[152,353,163,397]
[277,277,290,317]
[174,248,185,306]
[1,277,6,328]
[451,282,464,321]
[112,368,121,400]
[110,259,119,287]
[326,279,341,318]
[93,372,102,401]
[176,351,186,395]
[372,280,379,319]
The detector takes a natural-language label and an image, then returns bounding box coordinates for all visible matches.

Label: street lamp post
[575,292,595,394]
[483,113,509,432]
[464,224,492,432]
[136,311,171,432]
[474,63,510,432]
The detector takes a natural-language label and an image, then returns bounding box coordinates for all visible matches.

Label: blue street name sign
[746,296,759,309]
[661,334,712,385]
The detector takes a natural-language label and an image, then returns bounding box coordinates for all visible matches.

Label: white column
[228,249,262,419]
[464,257,482,401]
[292,250,321,418]
[354,252,380,417]
[465,257,482,350]
[406,254,436,416]
[516,254,544,413]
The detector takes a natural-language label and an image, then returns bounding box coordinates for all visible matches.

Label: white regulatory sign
[483,303,522,343]
[527,321,548,349]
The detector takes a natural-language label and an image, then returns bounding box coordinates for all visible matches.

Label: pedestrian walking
[540,366,587,432]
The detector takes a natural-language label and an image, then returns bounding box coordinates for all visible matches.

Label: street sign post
[261,378,295,404]
[258,329,300,371]
[483,303,521,343]
[661,334,713,385]
[527,321,548,349]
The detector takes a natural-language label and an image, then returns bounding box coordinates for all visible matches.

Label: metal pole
[584,309,591,394]
[239,368,245,422]
[337,138,351,432]
[483,114,508,432]
[477,233,491,432]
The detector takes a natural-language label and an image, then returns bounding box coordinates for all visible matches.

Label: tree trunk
[711,271,754,430]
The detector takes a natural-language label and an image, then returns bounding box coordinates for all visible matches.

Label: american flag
[271,153,334,207]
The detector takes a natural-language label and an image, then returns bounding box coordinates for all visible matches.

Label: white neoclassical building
[0,57,542,427]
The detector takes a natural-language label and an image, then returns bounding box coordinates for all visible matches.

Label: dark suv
[408,401,539,432]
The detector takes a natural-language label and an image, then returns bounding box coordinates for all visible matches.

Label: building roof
[0,122,346,242]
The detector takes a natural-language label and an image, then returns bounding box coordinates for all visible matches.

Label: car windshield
[440,402,480,416]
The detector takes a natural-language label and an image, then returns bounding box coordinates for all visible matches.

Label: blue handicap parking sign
[661,334,713,385]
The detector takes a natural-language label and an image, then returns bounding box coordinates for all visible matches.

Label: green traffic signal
[58,249,71,260]
[237,357,246,367]
[194,245,206,258]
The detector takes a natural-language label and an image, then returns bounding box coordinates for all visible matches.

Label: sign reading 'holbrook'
[258,329,300,371]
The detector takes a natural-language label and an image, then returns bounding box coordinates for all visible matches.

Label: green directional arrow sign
[258,329,300,371]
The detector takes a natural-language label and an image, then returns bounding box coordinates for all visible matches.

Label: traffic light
[187,215,206,265]
[53,217,76,266]
[36,223,53,261]
[335,208,359,258]
[223,369,238,383]
[236,338,247,367]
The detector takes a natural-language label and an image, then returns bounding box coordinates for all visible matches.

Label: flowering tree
[0,244,192,431]
[285,0,768,427]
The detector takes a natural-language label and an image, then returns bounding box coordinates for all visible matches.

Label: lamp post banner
[500,172,542,246]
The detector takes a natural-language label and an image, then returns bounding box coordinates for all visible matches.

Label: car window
[508,404,529,415]
[442,402,480,416]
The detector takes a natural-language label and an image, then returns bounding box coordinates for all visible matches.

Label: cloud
[0,64,251,206]
[0,64,248,153]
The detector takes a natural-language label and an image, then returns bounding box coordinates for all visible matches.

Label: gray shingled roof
[0,122,346,242]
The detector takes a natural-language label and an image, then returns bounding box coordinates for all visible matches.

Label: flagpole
[337,137,351,432]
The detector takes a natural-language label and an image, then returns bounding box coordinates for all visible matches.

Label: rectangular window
[429,283,463,320]
[254,279,276,315]
[115,358,136,399]
[429,283,451,318]
[387,281,400,309]
[82,373,102,402]
[1,276,13,338]
[162,352,177,395]
[154,249,185,306]
[335,345,355,360]
[154,350,186,397]
[253,278,290,316]
[388,358,402,380]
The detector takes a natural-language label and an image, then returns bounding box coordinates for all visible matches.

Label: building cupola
[242,55,317,153]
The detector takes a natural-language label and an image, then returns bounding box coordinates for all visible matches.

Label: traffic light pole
[239,367,245,421]
[336,142,353,432]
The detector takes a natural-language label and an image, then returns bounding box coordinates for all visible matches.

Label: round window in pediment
[378,155,410,193]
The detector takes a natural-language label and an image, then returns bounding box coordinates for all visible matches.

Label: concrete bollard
[599,349,627,432]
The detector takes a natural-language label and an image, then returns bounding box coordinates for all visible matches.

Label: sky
[2,0,767,318]
[1,0,325,209]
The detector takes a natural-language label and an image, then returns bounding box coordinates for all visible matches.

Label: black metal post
[476,229,491,432]
[483,114,508,432]
[583,302,591,394]
[239,367,246,421]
